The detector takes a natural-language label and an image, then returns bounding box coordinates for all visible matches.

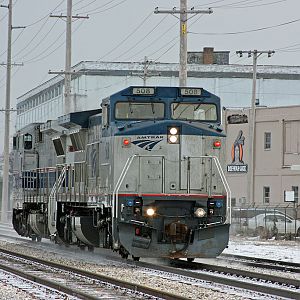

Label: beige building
[225,106,300,210]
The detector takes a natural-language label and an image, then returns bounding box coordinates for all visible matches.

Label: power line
[214,0,288,9]
[149,36,179,59]
[114,14,169,61]
[73,0,93,9]
[189,17,300,35]
[0,0,18,22]
[22,20,65,63]
[23,0,65,27]
[73,0,101,12]
[82,0,128,15]
[154,39,179,62]
[1,0,66,61]
[126,19,179,61]
[140,14,206,63]
[98,11,153,60]
[13,18,54,60]
[24,19,84,64]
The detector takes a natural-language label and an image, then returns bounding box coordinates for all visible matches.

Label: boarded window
[284,121,300,153]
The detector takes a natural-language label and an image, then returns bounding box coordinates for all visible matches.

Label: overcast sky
[1,0,300,154]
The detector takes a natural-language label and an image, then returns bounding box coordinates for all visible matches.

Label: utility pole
[142,56,150,86]
[130,57,160,86]
[236,50,275,206]
[50,0,88,114]
[155,2,212,87]
[1,0,13,223]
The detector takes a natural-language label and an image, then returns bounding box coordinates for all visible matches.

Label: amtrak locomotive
[12,86,231,261]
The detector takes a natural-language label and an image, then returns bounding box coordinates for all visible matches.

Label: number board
[180,88,202,96]
[132,87,155,95]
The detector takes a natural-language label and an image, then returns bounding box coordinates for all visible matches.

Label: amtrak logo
[132,139,163,151]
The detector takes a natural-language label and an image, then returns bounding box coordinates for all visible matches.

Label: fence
[231,204,300,238]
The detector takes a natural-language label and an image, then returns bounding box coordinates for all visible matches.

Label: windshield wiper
[129,101,133,114]
[151,102,155,114]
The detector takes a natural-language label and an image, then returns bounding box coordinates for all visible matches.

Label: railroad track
[165,259,300,299]
[0,268,78,300]
[0,228,299,299]
[0,248,186,300]
[220,253,300,272]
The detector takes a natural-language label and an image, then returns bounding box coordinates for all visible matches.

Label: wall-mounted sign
[227,130,248,173]
[284,191,295,202]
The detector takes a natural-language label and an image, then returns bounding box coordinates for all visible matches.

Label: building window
[292,186,298,203]
[264,132,271,150]
[263,186,270,204]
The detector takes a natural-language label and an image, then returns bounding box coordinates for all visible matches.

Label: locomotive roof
[58,109,101,129]
[108,86,220,104]
[89,113,102,127]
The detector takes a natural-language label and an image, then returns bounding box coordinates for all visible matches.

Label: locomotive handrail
[186,155,232,224]
[48,166,67,235]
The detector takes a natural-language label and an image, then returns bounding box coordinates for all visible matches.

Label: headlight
[194,208,206,218]
[146,208,156,217]
[169,135,178,143]
[169,127,178,135]
[168,126,180,144]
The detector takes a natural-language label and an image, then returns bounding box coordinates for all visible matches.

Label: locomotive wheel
[132,255,140,262]
[119,246,129,259]
[187,258,194,262]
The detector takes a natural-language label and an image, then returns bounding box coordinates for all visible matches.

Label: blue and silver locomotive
[12,86,231,260]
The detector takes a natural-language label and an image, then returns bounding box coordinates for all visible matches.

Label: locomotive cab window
[171,103,217,121]
[23,133,33,150]
[115,102,164,120]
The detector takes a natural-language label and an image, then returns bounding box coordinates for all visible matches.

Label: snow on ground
[224,235,300,263]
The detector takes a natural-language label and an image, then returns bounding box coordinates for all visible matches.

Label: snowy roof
[17,60,300,103]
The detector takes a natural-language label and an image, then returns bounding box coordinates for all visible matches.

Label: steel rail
[0,248,188,300]
[221,253,300,268]
[127,260,300,300]
[0,262,99,300]
[0,231,299,299]
[219,256,300,273]
[1,229,297,273]
[169,259,300,288]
